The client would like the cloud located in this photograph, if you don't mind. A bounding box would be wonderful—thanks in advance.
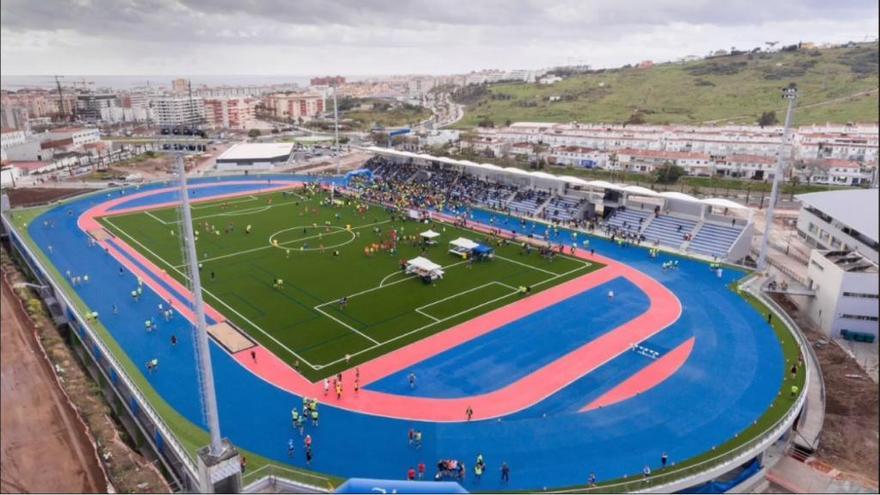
[1,0,877,75]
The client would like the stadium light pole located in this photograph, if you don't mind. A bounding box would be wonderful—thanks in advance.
[333,84,341,175]
[757,84,798,272]
[176,155,224,456]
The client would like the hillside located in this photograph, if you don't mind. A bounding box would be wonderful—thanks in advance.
[453,43,879,128]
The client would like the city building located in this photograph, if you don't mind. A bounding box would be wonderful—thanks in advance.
[151,96,206,128]
[204,98,257,130]
[1,128,27,150]
[0,105,29,130]
[310,76,346,86]
[803,250,878,340]
[795,189,879,264]
[214,143,294,171]
[172,78,191,94]
[263,93,325,121]
[76,93,118,122]
[45,127,101,147]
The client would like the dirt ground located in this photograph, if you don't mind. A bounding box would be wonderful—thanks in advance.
[773,294,880,484]
[1,271,107,493]
[1,251,171,493]
[4,188,95,208]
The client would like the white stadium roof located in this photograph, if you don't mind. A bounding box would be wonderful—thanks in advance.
[218,142,295,161]
[362,146,755,212]
[796,189,879,244]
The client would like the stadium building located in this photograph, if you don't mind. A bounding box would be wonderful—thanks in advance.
[215,142,294,171]
[0,149,822,494]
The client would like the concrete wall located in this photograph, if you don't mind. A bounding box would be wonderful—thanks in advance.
[805,251,879,338]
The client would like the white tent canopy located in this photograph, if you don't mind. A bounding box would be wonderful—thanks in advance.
[449,237,480,250]
[420,229,441,239]
[406,256,444,280]
[407,256,442,271]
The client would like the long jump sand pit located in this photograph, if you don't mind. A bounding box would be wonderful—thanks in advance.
[207,321,255,353]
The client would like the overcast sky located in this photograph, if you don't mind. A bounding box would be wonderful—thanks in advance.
[1,0,877,76]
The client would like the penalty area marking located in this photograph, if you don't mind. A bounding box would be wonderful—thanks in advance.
[101,216,322,370]
[312,256,593,368]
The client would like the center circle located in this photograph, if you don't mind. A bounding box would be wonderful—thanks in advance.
[268,225,356,252]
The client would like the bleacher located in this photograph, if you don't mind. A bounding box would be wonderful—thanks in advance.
[544,195,584,222]
[604,208,651,234]
[507,191,548,216]
[642,214,698,248]
[687,222,744,258]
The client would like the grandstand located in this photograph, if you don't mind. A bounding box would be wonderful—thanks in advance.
[361,147,755,263]
[641,214,699,249]
[687,222,746,259]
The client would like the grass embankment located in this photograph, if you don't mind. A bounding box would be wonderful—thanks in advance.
[453,43,879,128]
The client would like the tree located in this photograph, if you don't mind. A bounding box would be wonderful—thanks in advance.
[624,111,646,126]
[477,117,495,128]
[654,162,686,184]
[504,119,513,127]
[248,129,262,139]
[758,111,778,128]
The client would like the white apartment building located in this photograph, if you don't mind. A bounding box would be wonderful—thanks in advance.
[795,189,879,264]
[804,250,878,340]
[796,159,875,186]
[203,98,257,130]
[45,127,101,146]
[1,128,27,150]
[151,96,206,128]
[264,93,325,121]
[479,122,879,165]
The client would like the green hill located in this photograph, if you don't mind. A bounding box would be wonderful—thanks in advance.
[453,43,879,128]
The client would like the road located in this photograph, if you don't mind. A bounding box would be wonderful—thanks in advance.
[0,272,107,493]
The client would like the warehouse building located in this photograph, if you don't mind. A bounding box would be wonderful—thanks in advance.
[215,143,294,171]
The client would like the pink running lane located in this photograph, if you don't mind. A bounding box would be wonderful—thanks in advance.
[78,183,686,422]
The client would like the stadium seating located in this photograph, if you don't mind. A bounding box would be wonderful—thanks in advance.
[687,222,744,258]
[507,190,549,216]
[604,208,651,234]
[544,195,585,222]
[641,214,698,248]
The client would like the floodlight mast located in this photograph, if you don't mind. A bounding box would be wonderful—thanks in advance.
[757,84,798,271]
[177,155,224,455]
[333,83,341,175]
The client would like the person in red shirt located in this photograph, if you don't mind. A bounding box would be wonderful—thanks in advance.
[417,462,425,480]
[407,467,416,480]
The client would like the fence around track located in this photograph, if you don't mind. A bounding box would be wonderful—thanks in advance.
[242,464,334,493]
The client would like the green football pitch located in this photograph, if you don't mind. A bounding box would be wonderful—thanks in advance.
[99,187,602,381]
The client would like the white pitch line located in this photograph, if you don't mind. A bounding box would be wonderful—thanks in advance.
[313,258,594,368]
[173,219,391,268]
[103,217,320,370]
[494,254,564,276]
[145,210,169,226]
[312,304,381,344]
[191,194,258,210]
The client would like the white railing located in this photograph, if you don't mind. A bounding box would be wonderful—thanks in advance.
[242,463,334,493]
